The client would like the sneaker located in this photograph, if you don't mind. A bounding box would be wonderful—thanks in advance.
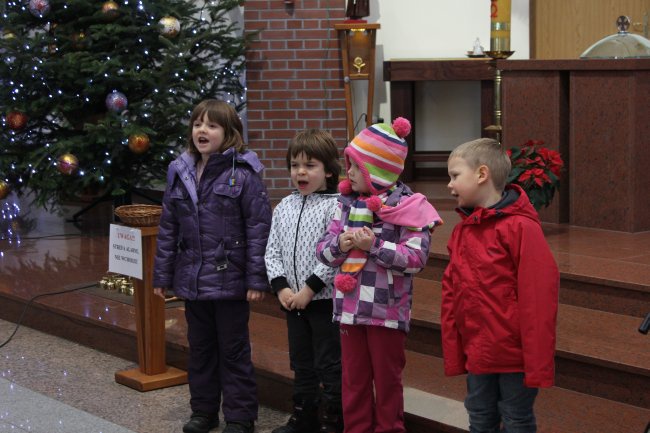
[183,412,219,433]
[223,421,255,433]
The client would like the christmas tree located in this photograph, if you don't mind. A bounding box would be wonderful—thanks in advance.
[0,0,251,210]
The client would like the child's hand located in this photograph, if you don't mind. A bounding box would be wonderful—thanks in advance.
[247,289,266,302]
[287,285,315,310]
[154,287,166,299]
[339,231,355,252]
[277,287,293,310]
[352,226,375,251]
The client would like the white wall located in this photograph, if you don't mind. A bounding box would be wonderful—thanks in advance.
[348,0,530,151]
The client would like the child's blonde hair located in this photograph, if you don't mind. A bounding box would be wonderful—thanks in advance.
[187,99,246,155]
[449,138,512,191]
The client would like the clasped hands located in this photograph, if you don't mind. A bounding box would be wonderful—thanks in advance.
[339,226,375,253]
[277,286,315,310]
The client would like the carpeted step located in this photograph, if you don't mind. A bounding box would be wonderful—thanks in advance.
[249,312,650,433]
[408,278,650,409]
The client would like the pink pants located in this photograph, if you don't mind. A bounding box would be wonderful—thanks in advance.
[340,324,407,433]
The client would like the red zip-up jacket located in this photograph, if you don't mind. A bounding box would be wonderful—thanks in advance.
[441,185,559,388]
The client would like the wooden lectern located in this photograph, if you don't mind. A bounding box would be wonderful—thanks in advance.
[114,225,187,391]
[334,22,380,142]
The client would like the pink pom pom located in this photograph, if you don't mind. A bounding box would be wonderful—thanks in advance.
[392,117,411,138]
[335,274,357,293]
[339,179,353,195]
[366,195,382,212]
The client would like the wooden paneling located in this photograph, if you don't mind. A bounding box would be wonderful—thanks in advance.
[531,0,650,59]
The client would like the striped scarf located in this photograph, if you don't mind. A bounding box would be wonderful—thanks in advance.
[335,193,386,292]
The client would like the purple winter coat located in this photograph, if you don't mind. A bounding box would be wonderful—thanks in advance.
[153,148,272,300]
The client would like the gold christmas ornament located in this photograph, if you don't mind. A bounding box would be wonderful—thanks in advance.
[71,31,88,50]
[3,30,16,40]
[101,1,120,21]
[159,16,180,38]
[6,111,28,130]
[128,133,151,154]
[57,153,79,175]
[0,180,11,200]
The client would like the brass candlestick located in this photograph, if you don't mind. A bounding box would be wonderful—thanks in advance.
[485,1,515,143]
[484,63,503,143]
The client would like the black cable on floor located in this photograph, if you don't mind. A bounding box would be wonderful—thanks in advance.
[0,283,97,349]
[2,233,85,241]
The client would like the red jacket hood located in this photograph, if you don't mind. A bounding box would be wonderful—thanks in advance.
[456,184,540,226]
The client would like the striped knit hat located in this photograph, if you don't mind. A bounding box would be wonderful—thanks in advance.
[343,117,411,195]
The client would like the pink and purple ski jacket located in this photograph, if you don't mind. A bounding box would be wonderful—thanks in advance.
[316,183,435,333]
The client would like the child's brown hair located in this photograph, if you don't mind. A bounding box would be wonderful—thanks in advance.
[187,99,246,155]
[287,129,341,191]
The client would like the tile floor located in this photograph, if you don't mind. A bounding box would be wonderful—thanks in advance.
[0,319,288,433]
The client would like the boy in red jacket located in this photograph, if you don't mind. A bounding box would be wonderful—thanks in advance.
[441,138,559,433]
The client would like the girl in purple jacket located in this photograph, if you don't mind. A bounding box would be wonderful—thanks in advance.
[316,119,441,433]
[153,99,271,433]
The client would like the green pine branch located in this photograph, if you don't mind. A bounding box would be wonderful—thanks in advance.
[1,0,255,209]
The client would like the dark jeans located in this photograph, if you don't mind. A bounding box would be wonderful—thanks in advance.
[465,373,538,433]
[184,300,258,422]
[286,302,341,407]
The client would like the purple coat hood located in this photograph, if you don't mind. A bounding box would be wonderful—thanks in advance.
[153,148,272,300]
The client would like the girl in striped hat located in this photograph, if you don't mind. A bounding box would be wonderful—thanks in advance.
[316,117,442,433]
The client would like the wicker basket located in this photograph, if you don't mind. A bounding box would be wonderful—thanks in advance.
[114,204,162,227]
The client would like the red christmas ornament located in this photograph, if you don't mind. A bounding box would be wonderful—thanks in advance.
[28,0,51,18]
[6,111,28,130]
[105,91,128,113]
[57,153,79,175]
[128,133,150,154]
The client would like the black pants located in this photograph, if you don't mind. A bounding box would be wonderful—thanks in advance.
[286,300,342,407]
[184,299,258,422]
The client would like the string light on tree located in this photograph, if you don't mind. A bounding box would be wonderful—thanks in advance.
[0,0,251,210]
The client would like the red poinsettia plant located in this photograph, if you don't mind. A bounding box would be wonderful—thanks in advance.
[506,140,564,210]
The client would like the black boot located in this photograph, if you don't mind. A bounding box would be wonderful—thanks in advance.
[183,412,219,433]
[223,421,254,433]
[319,403,343,433]
[272,400,319,433]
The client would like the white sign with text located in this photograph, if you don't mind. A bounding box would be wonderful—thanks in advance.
[108,224,143,280]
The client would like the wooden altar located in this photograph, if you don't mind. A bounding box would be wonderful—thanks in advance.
[384,58,650,232]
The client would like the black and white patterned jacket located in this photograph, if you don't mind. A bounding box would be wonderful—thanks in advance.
[265,190,339,302]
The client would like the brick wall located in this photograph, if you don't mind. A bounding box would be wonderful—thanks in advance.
[244,0,348,201]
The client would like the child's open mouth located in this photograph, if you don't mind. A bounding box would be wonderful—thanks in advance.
[198,137,209,144]
[297,181,308,188]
